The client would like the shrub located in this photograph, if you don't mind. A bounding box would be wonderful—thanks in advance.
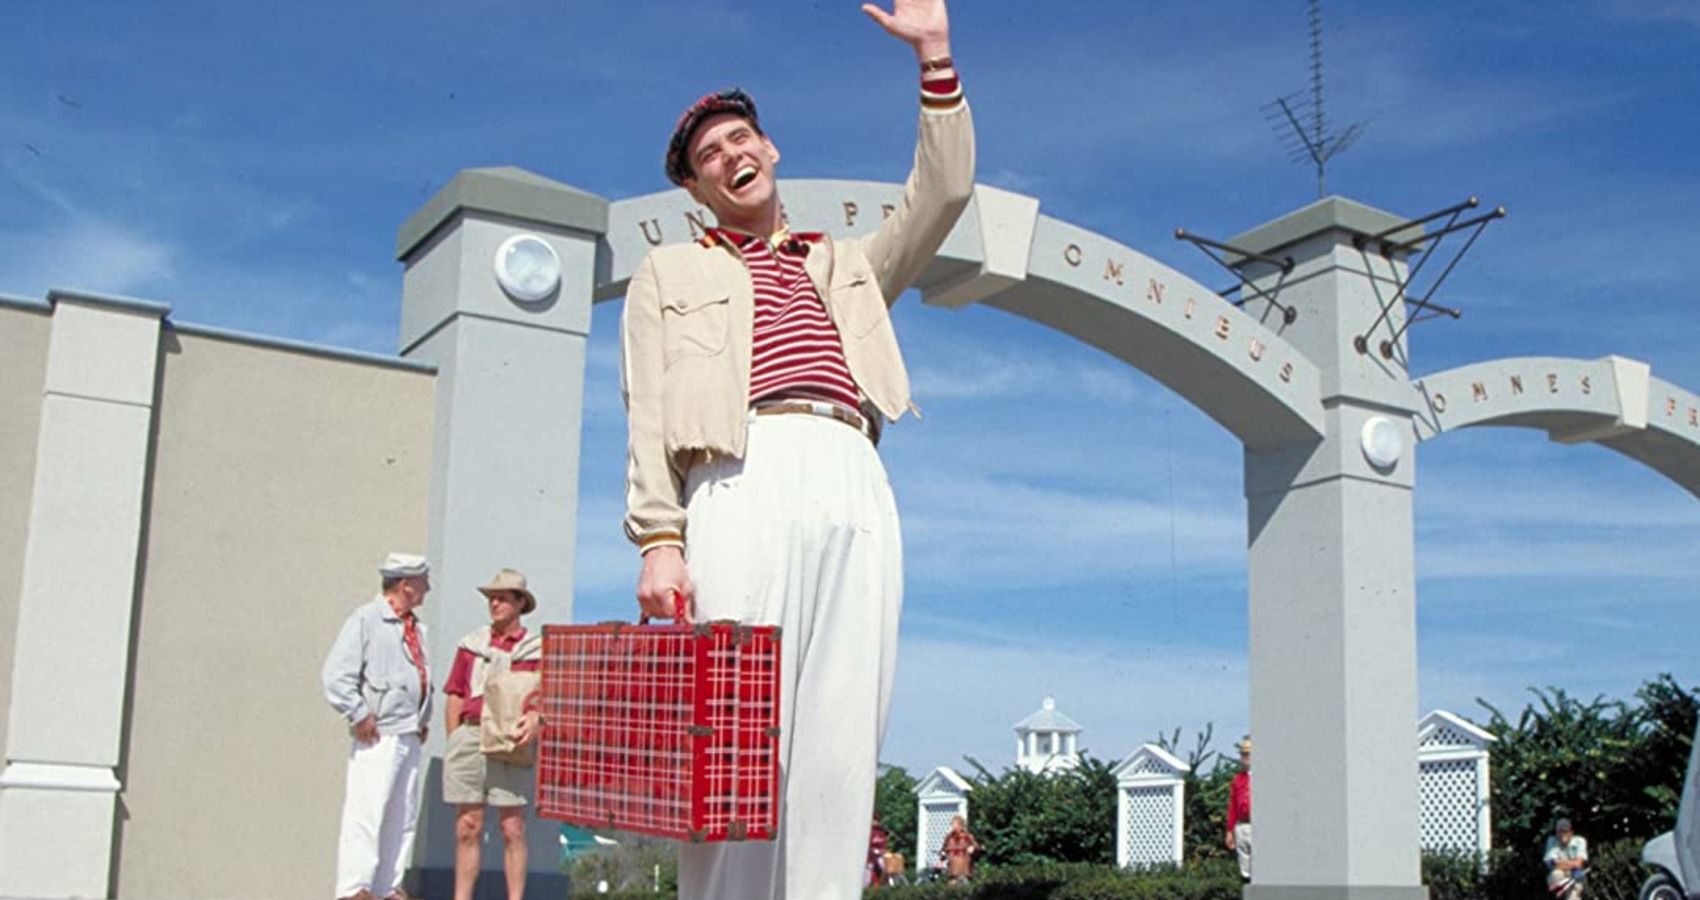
[877,764,921,859]
[1418,838,1657,900]
[863,860,1240,900]
[962,757,1119,866]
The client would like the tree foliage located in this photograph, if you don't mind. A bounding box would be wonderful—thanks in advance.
[1479,673,1697,866]
[963,754,1119,866]
[875,763,920,859]
[567,830,677,896]
[1154,723,1237,865]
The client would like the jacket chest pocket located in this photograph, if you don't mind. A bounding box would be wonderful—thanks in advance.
[661,293,732,364]
[829,273,884,338]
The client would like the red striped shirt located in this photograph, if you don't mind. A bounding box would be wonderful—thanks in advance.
[719,230,864,412]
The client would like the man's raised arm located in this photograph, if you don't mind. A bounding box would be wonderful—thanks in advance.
[860,0,976,304]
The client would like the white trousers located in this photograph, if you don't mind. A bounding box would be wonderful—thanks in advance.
[334,732,424,898]
[678,413,904,900]
[1234,822,1253,880]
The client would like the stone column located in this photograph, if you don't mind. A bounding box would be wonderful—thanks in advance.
[0,292,167,899]
[1234,198,1426,900]
[394,167,608,894]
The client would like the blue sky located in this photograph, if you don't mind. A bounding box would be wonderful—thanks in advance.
[5,0,1698,776]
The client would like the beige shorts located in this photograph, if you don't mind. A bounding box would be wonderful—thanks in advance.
[442,724,531,807]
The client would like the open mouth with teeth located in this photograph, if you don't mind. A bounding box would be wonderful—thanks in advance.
[731,165,758,190]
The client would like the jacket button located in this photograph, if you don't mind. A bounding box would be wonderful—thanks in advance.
[679,300,689,309]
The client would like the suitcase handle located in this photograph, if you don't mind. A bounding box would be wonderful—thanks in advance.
[638,588,690,626]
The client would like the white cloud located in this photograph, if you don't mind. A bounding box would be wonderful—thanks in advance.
[881,625,1248,774]
[1607,0,1700,29]
[899,471,1244,590]
[0,219,175,297]
[909,350,1144,404]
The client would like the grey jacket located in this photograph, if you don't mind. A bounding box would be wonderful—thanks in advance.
[620,101,976,548]
[322,596,432,736]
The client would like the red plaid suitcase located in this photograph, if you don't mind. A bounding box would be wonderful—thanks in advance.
[535,620,783,842]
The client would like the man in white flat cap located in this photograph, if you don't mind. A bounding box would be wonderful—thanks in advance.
[322,552,434,900]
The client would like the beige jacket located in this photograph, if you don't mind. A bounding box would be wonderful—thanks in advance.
[621,101,976,549]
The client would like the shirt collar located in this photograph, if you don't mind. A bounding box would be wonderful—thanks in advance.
[377,594,414,622]
[706,225,807,254]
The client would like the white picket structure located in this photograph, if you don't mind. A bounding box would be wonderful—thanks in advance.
[1417,710,1495,855]
[1112,744,1190,868]
[915,766,972,870]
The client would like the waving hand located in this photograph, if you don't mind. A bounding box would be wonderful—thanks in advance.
[861,0,951,60]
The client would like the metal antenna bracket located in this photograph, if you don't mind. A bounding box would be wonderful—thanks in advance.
[1175,229,1299,325]
[1349,197,1504,357]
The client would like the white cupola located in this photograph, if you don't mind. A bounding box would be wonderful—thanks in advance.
[1013,696,1083,774]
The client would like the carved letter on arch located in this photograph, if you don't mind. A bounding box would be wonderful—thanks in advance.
[685,210,709,240]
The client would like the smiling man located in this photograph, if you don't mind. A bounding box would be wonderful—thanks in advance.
[618,1,973,896]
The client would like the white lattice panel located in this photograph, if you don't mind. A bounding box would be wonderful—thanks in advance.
[1421,724,1470,749]
[1124,758,1165,777]
[1120,785,1178,867]
[1419,758,1481,851]
[920,799,963,867]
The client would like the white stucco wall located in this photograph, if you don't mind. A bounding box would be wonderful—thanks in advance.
[112,329,435,900]
[0,302,51,773]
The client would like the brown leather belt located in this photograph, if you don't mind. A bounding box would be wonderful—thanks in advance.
[753,400,879,445]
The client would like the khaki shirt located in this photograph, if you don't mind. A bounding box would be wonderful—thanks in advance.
[620,101,976,548]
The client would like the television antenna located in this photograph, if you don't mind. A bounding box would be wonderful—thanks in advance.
[1262,0,1367,197]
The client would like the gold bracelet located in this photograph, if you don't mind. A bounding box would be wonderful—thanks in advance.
[920,55,954,73]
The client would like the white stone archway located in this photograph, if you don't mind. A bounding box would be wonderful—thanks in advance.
[1414,354,1700,497]
[363,169,1700,900]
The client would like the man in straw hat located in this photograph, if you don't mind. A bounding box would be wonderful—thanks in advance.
[322,552,434,900]
[620,0,972,896]
[441,568,543,900]
[1227,736,1253,883]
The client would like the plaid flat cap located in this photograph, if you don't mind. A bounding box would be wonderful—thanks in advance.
[666,88,762,187]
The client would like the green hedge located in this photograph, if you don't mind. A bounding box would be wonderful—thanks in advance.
[1421,837,1656,900]
[579,840,1664,900]
[862,860,1241,900]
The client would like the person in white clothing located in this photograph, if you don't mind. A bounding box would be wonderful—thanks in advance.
[1544,818,1588,900]
[322,552,434,900]
[619,0,973,896]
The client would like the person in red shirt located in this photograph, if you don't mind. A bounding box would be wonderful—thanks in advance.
[1226,737,1253,883]
[441,569,543,900]
[866,815,889,888]
[940,816,979,884]
[625,1,973,897]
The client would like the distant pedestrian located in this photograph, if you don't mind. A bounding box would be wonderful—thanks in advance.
[322,553,433,900]
[1226,736,1253,883]
[882,849,907,886]
[1544,818,1588,899]
[866,814,890,888]
[940,815,979,884]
